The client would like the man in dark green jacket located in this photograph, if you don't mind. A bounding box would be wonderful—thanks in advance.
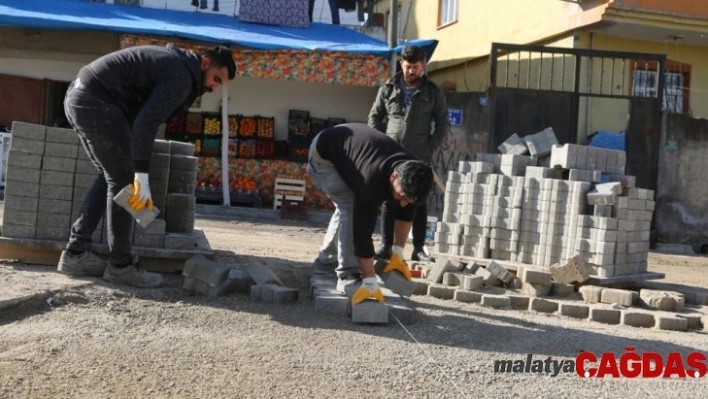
[368,45,450,262]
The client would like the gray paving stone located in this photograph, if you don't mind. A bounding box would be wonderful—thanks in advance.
[1,224,36,239]
[507,294,530,310]
[454,290,483,303]
[10,137,45,155]
[11,121,46,141]
[315,295,349,315]
[4,195,39,213]
[559,303,589,319]
[481,294,511,309]
[183,255,232,287]
[522,282,550,297]
[44,142,79,159]
[589,307,621,324]
[579,285,603,303]
[621,310,656,328]
[600,288,637,307]
[656,315,688,331]
[530,298,558,313]
[7,151,42,169]
[427,284,455,300]
[351,300,388,324]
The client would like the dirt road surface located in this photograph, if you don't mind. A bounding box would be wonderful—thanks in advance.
[1,216,707,398]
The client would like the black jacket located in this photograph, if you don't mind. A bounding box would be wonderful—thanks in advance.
[77,44,203,172]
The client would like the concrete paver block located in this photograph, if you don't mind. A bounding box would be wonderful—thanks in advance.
[522,282,550,297]
[382,270,416,297]
[656,315,688,332]
[45,127,78,144]
[226,269,253,294]
[412,278,429,295]
[44,143,79,159]
[454,290,483,303]
[0,223,36,239]
[7,167,40,184]
[5,195,39,213]
[498,133,529,155]
[351,300,388,324]
[521,268,552,285]
[35,227,69,242]
[462,275,484,291]
[315,295,349,315]
[676,313,703,330]
[10,137,45,155]
[183,276,237,298]
[579,285,603,303]
[183,255,232,287]
[639,289,685,312]
[600,288,637,307]
[427,284,455,300]
[559,303,589,319]
[530,298,558,313]
[428,258,463,283]
[442,272,463,286]
[245,258,284,286]
[550,283,576,298]
[481,294,511,309]
[11,121,46,141]
[621,310,656,328]
[7,151,42,169]
[589,307,621,324]
[486,261,513,285]
[507,294,530,310]
[475,267,502,287]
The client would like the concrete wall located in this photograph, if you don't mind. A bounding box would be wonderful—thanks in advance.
[374,0,607,70]
[655,113,708,251]
[428,91,490,218]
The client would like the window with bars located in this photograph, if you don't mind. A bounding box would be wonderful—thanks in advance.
[631,60,690,114]
[438,0,457,27]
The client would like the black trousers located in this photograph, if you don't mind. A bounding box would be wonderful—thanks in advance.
[64,80,135,266]
[380,199,427,249]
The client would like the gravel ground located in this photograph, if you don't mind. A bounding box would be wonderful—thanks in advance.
[1,217,707,398]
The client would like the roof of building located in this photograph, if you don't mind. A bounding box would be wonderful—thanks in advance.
[0,0,437,57]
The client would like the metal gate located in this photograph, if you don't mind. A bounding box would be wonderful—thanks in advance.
[489,43,665,190]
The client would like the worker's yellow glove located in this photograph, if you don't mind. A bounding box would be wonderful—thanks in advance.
[383,245,412,281]
[351,277,385,305]
[127,172,153,211]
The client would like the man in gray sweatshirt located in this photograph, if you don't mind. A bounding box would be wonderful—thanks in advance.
[57,44,235,288]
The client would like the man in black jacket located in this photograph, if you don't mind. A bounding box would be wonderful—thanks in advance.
[308,123,433,303]
[57,44,235,288]
[368,45,450,262]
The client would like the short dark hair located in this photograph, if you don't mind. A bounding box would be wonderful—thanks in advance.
[395,160,433,205]
[401,45,427,64]
[202,46,236,80]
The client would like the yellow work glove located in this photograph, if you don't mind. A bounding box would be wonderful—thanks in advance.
[383,245,412,281]
[351,277,385,305]
[128,172,153,211]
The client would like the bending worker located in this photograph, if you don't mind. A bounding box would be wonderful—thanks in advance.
[309,123,434,303]
[57,44,236,288]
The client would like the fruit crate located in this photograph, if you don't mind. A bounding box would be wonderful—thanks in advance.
[166,115,186,134]
[228,139,238,157]
[228,115,238,138]
[255,139,275,159]
[326,117,346,128]
[309,117,326,136]
[203,112,222,136]
[185,113,203,135]
[274,141,288,160]
[288,144,309,163]
[201,137,221,157]
[238,139,257,158]
[288,109,310,138]
[257,116,275,139]
[238,116,258,139]
[195,186,224,203]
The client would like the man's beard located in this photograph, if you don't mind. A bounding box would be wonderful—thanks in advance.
[404,74,421,85]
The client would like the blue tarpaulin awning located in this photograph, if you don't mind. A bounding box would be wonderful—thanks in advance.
[0,0,437,58]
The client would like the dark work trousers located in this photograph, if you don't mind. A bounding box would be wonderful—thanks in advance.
[63,79,135,266]
[380,199,427,249]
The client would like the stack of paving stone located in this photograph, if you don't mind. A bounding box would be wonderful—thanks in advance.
[1,122,200,251]
[433,129,656,278]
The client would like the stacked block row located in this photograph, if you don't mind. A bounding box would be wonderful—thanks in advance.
[433,138,654,278]
[1,122,199,251]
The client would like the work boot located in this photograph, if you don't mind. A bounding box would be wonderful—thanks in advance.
[374,245,392,260]
[411,246,431,262]
[312,258,337,276]
[336,274,362,296]
[57,250,107,277]
[103,257,164,288]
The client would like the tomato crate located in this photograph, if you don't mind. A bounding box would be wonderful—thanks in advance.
[288,144,309,163]
[257,116,275,139]
[185,113,204,135]
[288,109,310,138]
[238,116,258,139]
[255,139,275,159]
[166,115,186,134]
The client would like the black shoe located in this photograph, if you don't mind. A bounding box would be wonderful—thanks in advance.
[374,245,392,260]
[411,247,431,262]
